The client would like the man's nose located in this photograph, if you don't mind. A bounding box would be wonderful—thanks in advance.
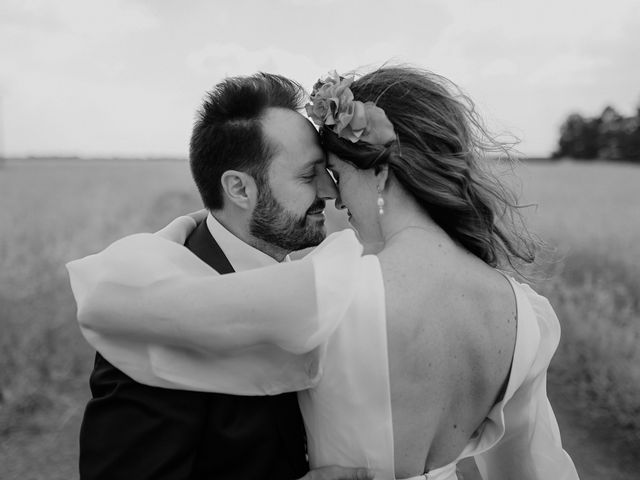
[316,168,338,200]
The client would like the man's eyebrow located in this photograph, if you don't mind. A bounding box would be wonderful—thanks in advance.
[297,157,325,175]
[303,157,326,170]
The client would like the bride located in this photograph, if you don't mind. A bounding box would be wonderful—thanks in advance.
[68,67,578,479]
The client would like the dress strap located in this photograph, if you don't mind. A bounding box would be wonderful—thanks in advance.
[400,462,457,479]
[424,462,458,479]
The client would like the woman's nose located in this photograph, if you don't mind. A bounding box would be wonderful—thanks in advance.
[317,168,338,200]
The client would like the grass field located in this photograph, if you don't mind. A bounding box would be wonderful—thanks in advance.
[514,162,640,437]
[0,158,638,479]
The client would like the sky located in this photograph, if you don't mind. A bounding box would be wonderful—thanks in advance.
[1,0,639,158]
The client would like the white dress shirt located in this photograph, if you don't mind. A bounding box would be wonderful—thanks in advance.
[205,213,282,272]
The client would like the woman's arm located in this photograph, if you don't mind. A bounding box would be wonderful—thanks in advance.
[473,284,579,480]
[474,371,578,480]
[66,215,363,393]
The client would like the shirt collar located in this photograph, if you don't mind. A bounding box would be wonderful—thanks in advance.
[206,213,282,272]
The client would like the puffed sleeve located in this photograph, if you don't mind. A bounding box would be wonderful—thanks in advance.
[472,281,579,480]
[66,216,364,395]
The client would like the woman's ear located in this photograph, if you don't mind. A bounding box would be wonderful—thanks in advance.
[220,170,258,210]
[375,163,389,192]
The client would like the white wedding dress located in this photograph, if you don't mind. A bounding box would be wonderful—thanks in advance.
[67,218,579,480]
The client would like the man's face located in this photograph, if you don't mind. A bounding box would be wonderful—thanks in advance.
[250,108,337,252]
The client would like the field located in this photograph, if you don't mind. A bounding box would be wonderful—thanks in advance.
[0,159,639,479]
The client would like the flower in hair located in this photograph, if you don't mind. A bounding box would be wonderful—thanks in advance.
[306,70,396,145]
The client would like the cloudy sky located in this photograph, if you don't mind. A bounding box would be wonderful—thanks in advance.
[1,0,639,157]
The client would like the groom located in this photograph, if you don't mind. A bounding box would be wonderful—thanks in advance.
[79,73,368,480]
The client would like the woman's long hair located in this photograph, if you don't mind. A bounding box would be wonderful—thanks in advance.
[321,66,538,272]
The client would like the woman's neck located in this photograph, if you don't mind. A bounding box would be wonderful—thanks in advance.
[378,187,446,247]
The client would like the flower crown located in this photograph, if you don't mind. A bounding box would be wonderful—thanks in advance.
[305,70,396,145]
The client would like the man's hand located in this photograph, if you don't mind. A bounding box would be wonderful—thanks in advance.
[298,465,375,480]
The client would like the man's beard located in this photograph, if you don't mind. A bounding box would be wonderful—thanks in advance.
[250,185,326,252]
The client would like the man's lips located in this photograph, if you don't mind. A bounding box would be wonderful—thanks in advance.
[307,202,326,215]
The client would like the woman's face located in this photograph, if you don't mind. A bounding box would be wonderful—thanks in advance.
[326,153,383,244]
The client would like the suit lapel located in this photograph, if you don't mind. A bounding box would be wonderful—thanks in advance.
[184,220,235,275]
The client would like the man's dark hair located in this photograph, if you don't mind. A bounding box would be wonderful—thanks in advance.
[189,72,307,210]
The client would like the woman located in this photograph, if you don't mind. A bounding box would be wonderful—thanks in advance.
[68,67,578,479]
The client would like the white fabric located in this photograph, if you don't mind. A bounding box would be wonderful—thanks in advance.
[468,277,579,480]
[298,254,395,480]
[68,226,362,395]
[67,215,579,480]
[425,465,456,480]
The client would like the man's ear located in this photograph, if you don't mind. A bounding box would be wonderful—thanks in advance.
[220,170,258,210]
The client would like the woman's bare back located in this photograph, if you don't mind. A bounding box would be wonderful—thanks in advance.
[378,231,518,477]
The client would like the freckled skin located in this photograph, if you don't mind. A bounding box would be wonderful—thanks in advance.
[381,242,517,475]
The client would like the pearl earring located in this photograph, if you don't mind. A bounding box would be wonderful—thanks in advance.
[377,188,385,216]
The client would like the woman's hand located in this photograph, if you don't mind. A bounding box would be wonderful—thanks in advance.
[185,208,208,224]
[154,209,206,244]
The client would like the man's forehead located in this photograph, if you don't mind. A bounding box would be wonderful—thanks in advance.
[271,145,325,174]
[261,107,313,140]
[262,109,324,169]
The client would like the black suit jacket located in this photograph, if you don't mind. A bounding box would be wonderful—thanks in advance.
[79,220,308,479]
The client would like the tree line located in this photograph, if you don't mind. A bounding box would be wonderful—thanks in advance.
[553,102,640,163]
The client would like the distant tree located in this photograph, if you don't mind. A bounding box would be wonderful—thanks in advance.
[597,106,624,160]
[620,118,640,162]
[553,99,640,163]
[553,113,600,159]
[621,101,640,162]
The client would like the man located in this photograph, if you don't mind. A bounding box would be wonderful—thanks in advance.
[78,73,369,480]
